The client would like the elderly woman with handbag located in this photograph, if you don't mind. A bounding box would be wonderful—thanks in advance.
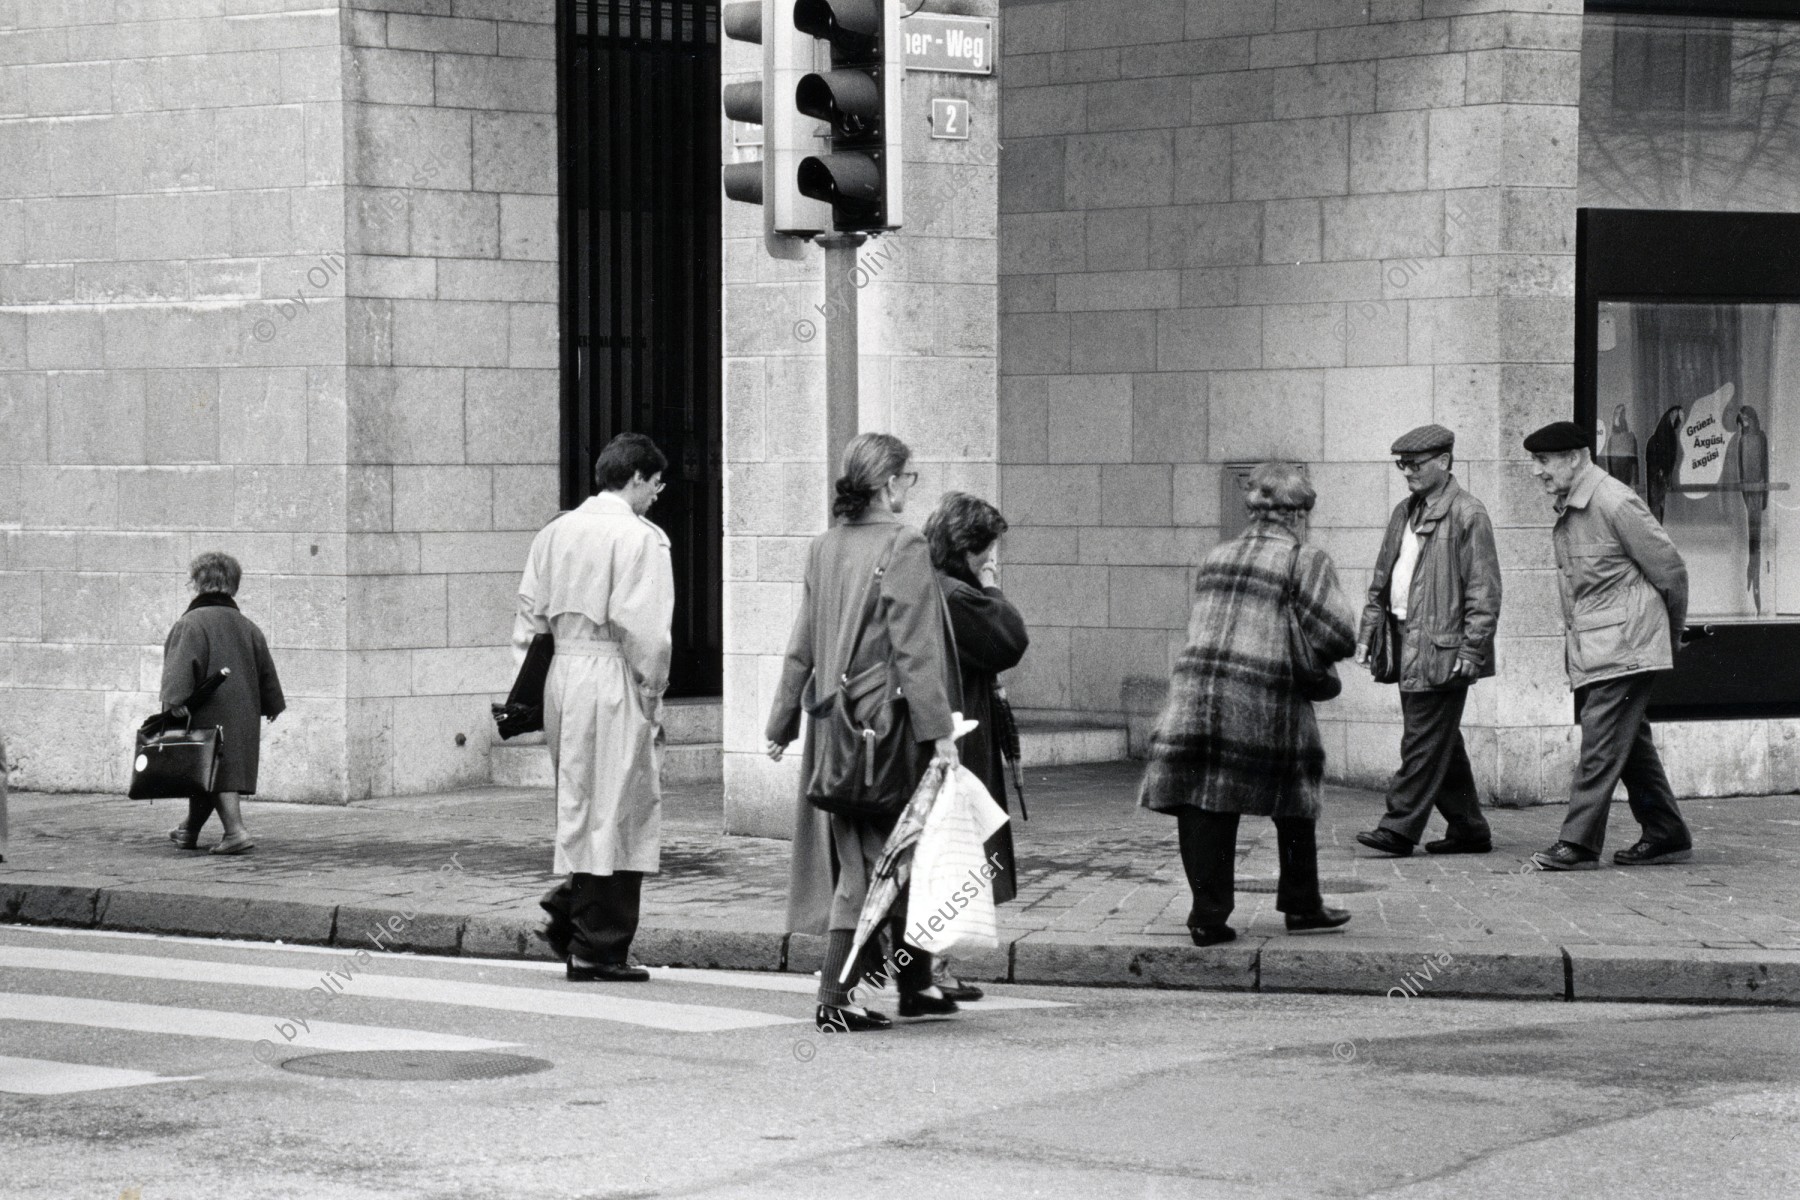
[766,433,963,1034]
[162,552,286,855]
[922,491,1029,1002]
[1138,462,1358,946]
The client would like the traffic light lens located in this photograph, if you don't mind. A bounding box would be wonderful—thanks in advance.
[798,153,882,206]
[793,0,880,54]
[795,70,879,133]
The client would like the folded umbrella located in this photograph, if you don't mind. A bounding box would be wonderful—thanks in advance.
[838,758,948,984]
[993,685,1027,821]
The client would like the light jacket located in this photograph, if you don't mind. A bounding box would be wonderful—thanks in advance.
[1360,477,1502,692]
[1552,460,1688,690]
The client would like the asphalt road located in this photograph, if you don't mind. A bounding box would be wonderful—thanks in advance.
[2,925,1796,1200]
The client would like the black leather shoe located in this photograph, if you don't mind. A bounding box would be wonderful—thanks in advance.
[566,960,650,982]
[1190,925,1237,946]
[816,1004,892,1033]
[896,990,960,1019]
[1531,841,1600,871]
[1355,828,1413,857]
[1285,907,1352,933]
[1613,838,1693,866]
[936,978,985,1003]
[1425,836,1493,855]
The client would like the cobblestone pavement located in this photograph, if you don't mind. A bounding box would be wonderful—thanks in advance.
[4,763,1798,953]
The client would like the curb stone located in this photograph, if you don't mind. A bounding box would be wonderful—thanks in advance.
[1258,938,1567,1000]
[98,883,336,944]
[1011,931,1261,991]
[1567,944,1800,1005]
[0,880,1795,1007]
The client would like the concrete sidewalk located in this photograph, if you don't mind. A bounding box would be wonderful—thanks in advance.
[3,764,1798,1005]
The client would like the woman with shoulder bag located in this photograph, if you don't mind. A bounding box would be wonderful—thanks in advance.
[766,434,962,1034]
[1138,462,1357,946]
[161,552,286,855]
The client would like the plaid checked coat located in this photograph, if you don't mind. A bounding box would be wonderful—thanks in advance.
[1139,525,1357,820]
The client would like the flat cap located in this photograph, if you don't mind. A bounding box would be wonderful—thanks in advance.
[1522,421,1590,453]
[1390,424,1455,456]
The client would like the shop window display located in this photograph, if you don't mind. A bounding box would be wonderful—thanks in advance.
[1594,301,1795,620]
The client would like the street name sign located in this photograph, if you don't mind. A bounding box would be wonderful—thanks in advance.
[901,14,993,76]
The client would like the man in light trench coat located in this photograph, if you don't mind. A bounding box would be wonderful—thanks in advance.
[515,433,675,981]
[1523,421,1694,871]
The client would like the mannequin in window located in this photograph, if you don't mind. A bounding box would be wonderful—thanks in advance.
[1645,405,1685,524]
[1600,404,1639,489]
[1734,405,1769,613]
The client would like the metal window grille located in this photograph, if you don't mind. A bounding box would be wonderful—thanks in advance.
[558,0,724,696]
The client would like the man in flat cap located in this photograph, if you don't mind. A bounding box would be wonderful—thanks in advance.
[1355,424,1502,857]
[1524,420,1693,870]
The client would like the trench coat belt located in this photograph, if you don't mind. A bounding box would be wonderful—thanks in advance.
[555,638,622,658]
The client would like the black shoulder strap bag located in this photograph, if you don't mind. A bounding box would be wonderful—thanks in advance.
[802,529,937,822]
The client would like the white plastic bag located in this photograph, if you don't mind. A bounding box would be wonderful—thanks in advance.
[904,764,1011,956]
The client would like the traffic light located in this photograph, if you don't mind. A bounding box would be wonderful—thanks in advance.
[794,0,903,233]
[721,1,831,245]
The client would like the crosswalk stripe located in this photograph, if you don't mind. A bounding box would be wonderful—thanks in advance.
[0,945,802,1034]
[0,993,514,1054]
[0,931,1071,1015]
[0,1055,201,1096]
[646,966,1074,1012]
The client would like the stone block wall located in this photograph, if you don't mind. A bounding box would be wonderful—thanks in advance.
[0,0,351,797]
[997,0,1589,802]
[0,0,558,800]
[720,1,1002,835]
[340,0,559,798]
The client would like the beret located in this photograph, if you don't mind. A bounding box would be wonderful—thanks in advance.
[1522,421,1590,453]
[1390,424,1455,456]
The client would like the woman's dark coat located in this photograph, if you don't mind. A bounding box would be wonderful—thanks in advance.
[936,561,1029,904]
[766,514,960,936]
[159,594,286,794]
[1138,525,1356,820]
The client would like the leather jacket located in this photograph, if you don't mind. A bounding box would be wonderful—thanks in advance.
[1551,461,1688,689]
[1360,477,1502,692]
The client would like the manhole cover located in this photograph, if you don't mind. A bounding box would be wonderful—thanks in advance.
[278,1051,551,1081]
[1237,878,1383,894]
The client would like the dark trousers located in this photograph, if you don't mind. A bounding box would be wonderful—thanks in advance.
[1562,673,1690,853]
[817,903,933,1008]
[541,872,643,964]
[1378,687,1491,844]
[1176,810,1322,929]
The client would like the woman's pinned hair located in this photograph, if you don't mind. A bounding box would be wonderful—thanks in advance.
[832,432,911,520]
[1243,461,1316,514]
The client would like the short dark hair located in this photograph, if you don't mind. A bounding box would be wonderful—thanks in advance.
[594,433,668,492]
[923,492,1008,572]
[189,551,242,596]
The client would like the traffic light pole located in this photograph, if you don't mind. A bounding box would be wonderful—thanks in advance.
[818,231,866,512]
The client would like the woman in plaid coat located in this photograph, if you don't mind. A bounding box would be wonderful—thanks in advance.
[1139,461,1358,946]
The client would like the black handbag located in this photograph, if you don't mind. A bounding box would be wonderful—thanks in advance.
[492,632,554,739]
[129,669,230,800]
[803,530,931,822]
[1367,606,1401,685]
[1285,544,1342,703]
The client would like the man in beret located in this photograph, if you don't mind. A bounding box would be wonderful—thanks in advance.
[1524,421,1693,870]
[1354,424,1502,857]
